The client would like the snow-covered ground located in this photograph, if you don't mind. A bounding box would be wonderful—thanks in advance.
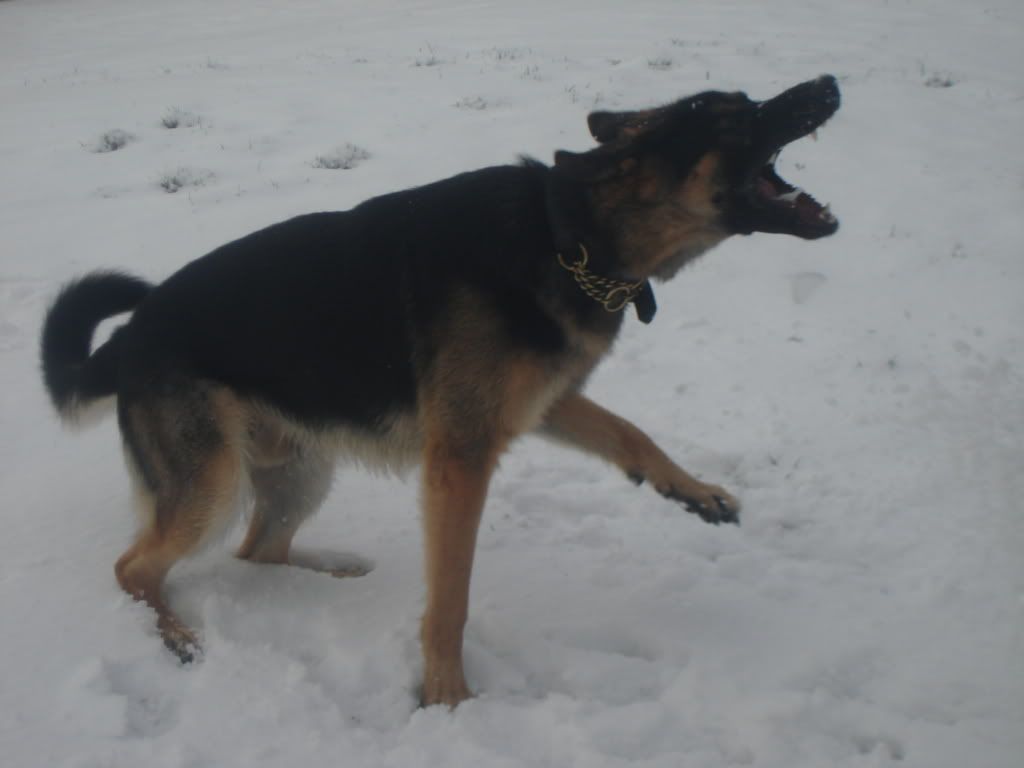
[1,1,1022,765]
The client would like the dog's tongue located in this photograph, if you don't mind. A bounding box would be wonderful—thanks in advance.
[756,176,834,226]
[756,175,801,203]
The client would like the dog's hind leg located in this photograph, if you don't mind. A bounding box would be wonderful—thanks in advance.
[235,451,364,576]
[114,529,203,661]
[115,384,244,661]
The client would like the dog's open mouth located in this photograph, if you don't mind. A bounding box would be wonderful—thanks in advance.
[750,154,836,237]
[733,75,841,239]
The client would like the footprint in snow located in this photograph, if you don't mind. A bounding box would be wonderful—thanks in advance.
[61,657,181,738]
[853,733,906,761]
[789,271,827,305]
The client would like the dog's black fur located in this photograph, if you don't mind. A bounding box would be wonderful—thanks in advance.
[47,162,629,430]
[40,76,840,708]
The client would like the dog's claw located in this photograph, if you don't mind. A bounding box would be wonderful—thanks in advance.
[626,471,645,486]
[712,494,740,525]
[685,501,724,525]
[163,635,200,664]
[668,488,740,525]
[158,615,202,664]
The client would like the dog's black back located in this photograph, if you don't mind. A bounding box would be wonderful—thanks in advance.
[121,163,581,430]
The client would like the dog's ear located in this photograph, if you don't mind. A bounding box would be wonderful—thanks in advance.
[587,111,633,142]
[587,109,655,143]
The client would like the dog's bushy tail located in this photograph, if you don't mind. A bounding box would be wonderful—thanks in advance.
[40,271,151,423]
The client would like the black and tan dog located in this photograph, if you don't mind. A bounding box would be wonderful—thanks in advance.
[41,76,840,707]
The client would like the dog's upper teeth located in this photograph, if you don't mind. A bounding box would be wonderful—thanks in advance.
[810,130,819,141]
[776,189,802,202]
[769,150,780,164]
[819,204,834,221]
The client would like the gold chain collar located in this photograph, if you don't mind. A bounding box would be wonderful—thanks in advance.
[556,243,644,313]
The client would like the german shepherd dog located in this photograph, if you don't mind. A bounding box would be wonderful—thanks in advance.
[41,76,840,707]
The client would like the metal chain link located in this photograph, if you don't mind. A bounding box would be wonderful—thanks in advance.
[557,244,643,313]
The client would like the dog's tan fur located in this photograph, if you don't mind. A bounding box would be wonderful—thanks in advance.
[108,167,736,703]
[106,304,737,704]
[44,77,843,709]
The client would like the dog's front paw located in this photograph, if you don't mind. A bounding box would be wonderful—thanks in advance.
[658,482,741,525]
[420,666,474,709]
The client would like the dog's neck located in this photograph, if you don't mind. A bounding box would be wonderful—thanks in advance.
[543,169,656,324]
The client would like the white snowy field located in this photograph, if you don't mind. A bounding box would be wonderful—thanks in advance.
[1,0,1022,765]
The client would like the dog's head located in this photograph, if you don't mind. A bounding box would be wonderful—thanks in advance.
[554,75,840,281]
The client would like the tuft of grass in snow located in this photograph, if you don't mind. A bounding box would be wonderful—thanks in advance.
[520,64,543,81]
[647,57,673,71]
[924,73,956,88]
[918,60,956,88]
[412,43,446,68]
[161,108,201,129]
[158,167,214,193]
[454,96,491,111]
[311,144,370,170]
[413,55,445,67]
[485,46,530,62]
[88,129,135,153]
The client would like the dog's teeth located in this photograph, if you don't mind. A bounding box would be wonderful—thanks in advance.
[819,204,834,221]
[769,150,780,164]
[811,130,819,141]
[776,189,802,202]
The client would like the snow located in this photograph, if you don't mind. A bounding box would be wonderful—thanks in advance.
[1,0,1022,766]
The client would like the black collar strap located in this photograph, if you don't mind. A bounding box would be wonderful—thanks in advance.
[556,244,657,324]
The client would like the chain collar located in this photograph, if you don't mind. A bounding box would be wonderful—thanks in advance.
[556,243,645,313]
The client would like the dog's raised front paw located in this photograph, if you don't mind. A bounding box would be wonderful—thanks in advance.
[659,483,741,525]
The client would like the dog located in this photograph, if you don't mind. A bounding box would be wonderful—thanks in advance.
[41,75,840,708]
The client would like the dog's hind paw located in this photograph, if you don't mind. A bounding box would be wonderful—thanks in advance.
[287,548,375,578]
[157,615,202,664]
[166,639,200,664]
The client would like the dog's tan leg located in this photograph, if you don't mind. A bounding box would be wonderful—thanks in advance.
[116,385,244,660]
[115,531,200,660]
[419,437,496,708]
[115,445,241,661]
[543,392,739,524]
